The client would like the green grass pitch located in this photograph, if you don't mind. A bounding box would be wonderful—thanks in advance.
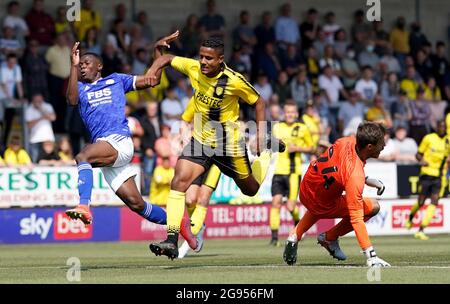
[1,234,449,284]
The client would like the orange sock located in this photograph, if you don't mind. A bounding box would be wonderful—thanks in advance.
[326,216,371,241]
[294,211,318,240]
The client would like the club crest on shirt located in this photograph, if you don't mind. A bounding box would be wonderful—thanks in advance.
[215,86,224,97]
[106,79,115,85]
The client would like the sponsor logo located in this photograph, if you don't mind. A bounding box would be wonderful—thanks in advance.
[105,79,115,85]
[392,205,444,228]
[20,213,52,240]
[53,212,92,240]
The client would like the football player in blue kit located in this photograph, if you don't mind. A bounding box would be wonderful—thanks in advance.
[64,33,200,252]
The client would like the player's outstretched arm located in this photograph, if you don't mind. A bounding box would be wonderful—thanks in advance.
[153,30,179,60]
[135,54,175,89]
[67,42,80,105]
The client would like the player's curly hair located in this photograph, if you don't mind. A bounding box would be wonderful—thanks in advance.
[356,121,386,150]
[201,37,224,55]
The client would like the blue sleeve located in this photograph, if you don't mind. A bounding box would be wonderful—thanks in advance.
[116,73,136,93]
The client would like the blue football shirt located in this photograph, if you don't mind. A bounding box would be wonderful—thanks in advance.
[77,73,136,142]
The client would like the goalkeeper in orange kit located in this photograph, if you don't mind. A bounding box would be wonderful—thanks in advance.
[283,122,391,267]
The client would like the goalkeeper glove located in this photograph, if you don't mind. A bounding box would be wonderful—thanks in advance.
[365,177,385,195]
[363,246,391,267]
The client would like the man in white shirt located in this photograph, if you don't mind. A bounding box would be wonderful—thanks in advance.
[25,93,56,162]
[161,86,184,134]
[318,65,348,106]
[355,65,378,104]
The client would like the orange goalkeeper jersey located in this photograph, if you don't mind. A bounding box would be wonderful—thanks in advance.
[300,136,372,249]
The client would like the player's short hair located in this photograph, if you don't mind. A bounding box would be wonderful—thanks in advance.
[356,122,386,150]
[284,99,297,108]
[201,37,224,55]
[81,52,103,65]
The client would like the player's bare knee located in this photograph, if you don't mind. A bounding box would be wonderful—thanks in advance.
[171,175,192,192]
[241,186,258,196]
[75,152,89,164]
[370,200,380,217]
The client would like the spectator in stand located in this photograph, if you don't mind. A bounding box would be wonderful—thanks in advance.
[380,44,401,75]
[409,87,431,144]
[358,40,380,70]
[199,0,226,40]
[318,64,347,107]
[302,100,321,148]
[256,42,281,83]
[355,65,378,104]
[401,65,422,100]
[380,72,400,111]
[66,105,90,156]
[365,95,393,129]
[135,11,154,45]
[254,11,276,54]
[280,43,302,78]
[253,72,273,102]
[81,27,101,55]
[25,0,55,47]
[37,140,61,166]
[299,8,319,52]
[268,102,282,122]
[139,101,160,195]
[149,156,175,206]
[431,41,450,98]
[3,136,32,167]
[132,48,149,75]
[409,22,429,57]
[0,26,23,61]
[54,6,71,34]
[415,48,433,81]
[57,136,75,165]
[125,103,144,138]
[233,10,257,50]
[73,0,102,41]
[379,126,418,163]
[333,29,349,59]
[322,11,340,45]
[337,90,366,137]
[180,14,201,58]
[101,42,123,77]
[45,32,70,133]
[340,45,360,89]
[350,9,371,55]
[372,19,390,56]
[22,39,49,99]
[107,19,131,55]
[273,71,291,106]
[390,16,410,70]
[391,89,411,132]
[319,44,341,75]
[2,1,29,46]
[275,3,300,51]
[25,93,56,163]
[129,24,149,57]
[229,45,249,75]
[0,53,25,145]
[155,124,177,168]
[290,70,312,111]
[312,27,327,59]
[424,77,443,102]
[161,86,184,132]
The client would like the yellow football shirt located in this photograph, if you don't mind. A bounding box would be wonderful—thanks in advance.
[150,166,175,206]
[273,122,313,175]
[302,114,320,148]
[418,133,450,177]
[171,56,259,155]
[4,148,32,166]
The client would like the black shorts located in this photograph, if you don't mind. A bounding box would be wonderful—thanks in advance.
[271,174,301,201]
[418,175,443,196]
[180,138,252,180]
[191,164,221,190]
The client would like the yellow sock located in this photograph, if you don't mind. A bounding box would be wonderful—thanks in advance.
[187,205,196,217]
[420,204,437,228]
[409,201,420,220]
[251,150,271,185]
[166,190,186,234]
[291,206,300,223]
[191,205,208,235]
[270,207,280,231]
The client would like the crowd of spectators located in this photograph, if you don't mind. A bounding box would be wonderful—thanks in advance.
[1,0,450,196]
